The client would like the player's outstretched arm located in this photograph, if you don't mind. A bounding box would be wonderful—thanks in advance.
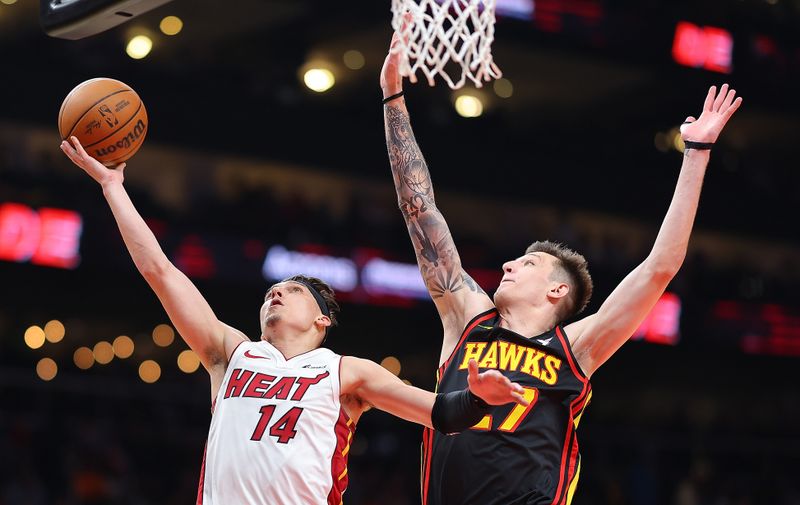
[60,137,244,391]
[341,356,527,431]
[381,33,493,360]
[566,85,743,377]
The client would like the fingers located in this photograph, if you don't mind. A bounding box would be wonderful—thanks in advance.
[467,359,479,383]
[722,96,743,121]
[703,85,717,112]
[70,136,91,159]
[511,391,530,406]
[117,162,127,173]
[60,140,74,161]
[402,11,413,30]
[720,87,737,110]
[62,137,85,164]
[395,12,413,46]
[712,83,729,111]
[60,140,83,165]
[68,135,81,153]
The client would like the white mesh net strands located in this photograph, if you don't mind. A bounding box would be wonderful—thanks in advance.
[390,0,502,89]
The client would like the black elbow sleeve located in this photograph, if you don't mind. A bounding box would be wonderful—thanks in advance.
[431,389,491,434]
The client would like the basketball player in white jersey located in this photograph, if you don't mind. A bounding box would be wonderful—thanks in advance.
[60,136,529,505]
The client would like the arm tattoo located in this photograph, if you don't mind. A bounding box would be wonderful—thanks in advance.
[384,104,485,298]
[461,272,488,297]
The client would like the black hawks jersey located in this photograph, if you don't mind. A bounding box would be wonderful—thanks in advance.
[422,309,592,505]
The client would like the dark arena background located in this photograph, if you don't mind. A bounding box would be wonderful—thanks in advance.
[2,0,799,503]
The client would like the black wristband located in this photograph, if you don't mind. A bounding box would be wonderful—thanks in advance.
[382,91,405,104]
[683,140,714,150]
[431,388,491,435]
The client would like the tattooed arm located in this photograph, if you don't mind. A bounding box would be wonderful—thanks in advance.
[381,35,493,363]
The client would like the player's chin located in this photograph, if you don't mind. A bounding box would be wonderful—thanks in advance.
[264,314,281,327]
[492,288,512,308]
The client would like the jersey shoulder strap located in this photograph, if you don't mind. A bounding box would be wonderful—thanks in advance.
[439,308,499,378]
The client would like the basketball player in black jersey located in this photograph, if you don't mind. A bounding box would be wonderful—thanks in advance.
[380,31,742,505]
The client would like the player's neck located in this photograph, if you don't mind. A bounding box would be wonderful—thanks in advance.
[496,303,557,338]
[262,326,321,360]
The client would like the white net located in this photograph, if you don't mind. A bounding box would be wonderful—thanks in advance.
[390,0,502,89]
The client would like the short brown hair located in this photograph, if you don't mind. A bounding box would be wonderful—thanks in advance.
[525,241,593,322]
[283,274,341,328]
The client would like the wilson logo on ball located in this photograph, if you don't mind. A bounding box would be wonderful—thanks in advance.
[94,119,147,158]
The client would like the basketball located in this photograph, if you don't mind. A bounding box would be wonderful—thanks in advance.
[58,77,148,167]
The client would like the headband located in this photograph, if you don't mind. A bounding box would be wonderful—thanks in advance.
[284,278,330,318]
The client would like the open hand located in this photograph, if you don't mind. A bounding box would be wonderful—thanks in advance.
[466,359,529,406]
[380,13,413,97]
[60,136,126,187]
[380,32,404,97]
[680,84,743,144]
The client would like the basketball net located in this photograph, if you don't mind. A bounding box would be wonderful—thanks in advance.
[391,0,502,89]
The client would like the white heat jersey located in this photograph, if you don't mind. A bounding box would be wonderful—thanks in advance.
[198,340,355,505]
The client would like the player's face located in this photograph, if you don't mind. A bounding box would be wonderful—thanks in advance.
[260,281,322,336]
[494,252,561,308]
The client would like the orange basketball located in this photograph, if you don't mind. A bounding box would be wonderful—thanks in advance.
[58,78,148,167]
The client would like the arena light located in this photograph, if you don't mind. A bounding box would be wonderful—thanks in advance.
[672,21,733,74]
[262,245,358,292]
[174,235,216,279]
[44,320,65,343]
[139,360,161,383]
[361,258,428,299]
[454,94,484,118]
[73,346,94,370]
[496,0,534,20]
[672,129,685,152]
[0,0,18,4]
[113,335,135,359]
[380,356,402,376]
[493,78,513,98]
[24,326,46,349]
[177,350,201,373]
[343,50,365,70]
[36,358,57,381]
[653,132,670,153]
[126,35,153,59]
[631,293,681,345]
[159,15,183,35]
[93,341,114,365]
[303,68,335,93]
[0,203,83,269]
[152,324,175,347]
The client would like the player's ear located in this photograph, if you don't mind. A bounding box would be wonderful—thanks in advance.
[547,282,569,301]
[315,315,332,329]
